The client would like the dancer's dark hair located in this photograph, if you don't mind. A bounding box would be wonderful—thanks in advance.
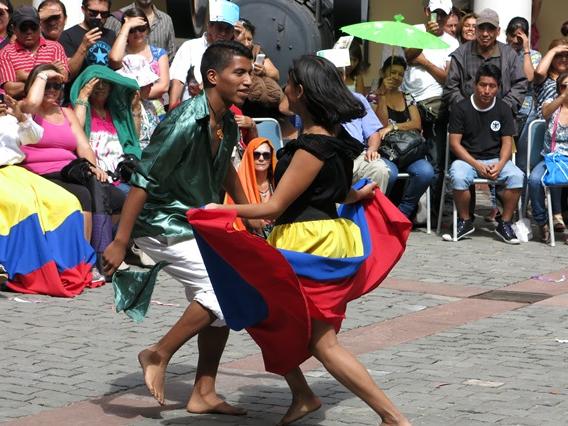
[201,40,253,89]
[288,55,365,131]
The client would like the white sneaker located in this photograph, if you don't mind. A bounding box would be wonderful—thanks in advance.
[91,268,106,284]
[130,244,156,267]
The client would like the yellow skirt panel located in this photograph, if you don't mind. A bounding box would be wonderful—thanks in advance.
[268,218,363,258]
[0,166,82,235]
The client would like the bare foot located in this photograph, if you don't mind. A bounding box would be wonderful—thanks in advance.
[138,347,168,405]
[187,393,247,416]
[381,415,412,426]
[278,395,321,425]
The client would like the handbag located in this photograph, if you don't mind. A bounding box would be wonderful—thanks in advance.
[542,107,568,186]
[61,157,94,185]
[379,129,428,170]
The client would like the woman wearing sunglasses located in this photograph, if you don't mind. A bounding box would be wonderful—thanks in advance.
[109,7,169,148]
[225,137,277,237]
[19,64,126,280]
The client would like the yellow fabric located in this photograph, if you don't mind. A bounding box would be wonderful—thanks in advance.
[0,166,82,236]
[268,218,363,258]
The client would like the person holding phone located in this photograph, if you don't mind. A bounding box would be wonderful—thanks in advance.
[234,18,279,81]
[59,0,116,80]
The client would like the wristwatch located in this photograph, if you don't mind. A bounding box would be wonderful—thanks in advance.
[389,119,399,132]
[37,72,48,81]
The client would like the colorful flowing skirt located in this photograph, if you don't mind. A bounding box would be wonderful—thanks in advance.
[187,185,412,375]
[0,166,96,297]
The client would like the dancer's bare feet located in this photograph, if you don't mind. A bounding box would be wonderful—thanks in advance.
[186,392,246,415]
[381,414,412,426]
[278,395,321,425]
[138,347,169,405]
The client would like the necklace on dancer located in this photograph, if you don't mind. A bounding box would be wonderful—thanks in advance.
[207,99,224,140]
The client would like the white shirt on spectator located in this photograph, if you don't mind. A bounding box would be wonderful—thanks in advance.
[0,115,44,167]
[169,34,208,102]
[401,25,459,102]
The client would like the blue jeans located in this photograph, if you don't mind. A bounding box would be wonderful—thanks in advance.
[383,158,435,218]
[527,160,563,225]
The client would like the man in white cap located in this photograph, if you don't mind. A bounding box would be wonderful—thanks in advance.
[443,7,527,116]
[403,0,459,205]
[168,0,239,109]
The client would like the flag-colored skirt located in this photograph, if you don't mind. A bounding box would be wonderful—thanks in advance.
[187,187,411,375]
[0,166,96,297]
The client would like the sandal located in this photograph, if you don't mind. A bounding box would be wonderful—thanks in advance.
[553,214,566,232]
[539,223,551,244]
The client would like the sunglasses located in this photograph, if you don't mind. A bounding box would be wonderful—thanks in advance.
[129,26,148,34]
[253,152,271,161]
[45,81,63,91]
[19,22,39,32]
[85,7,110,19]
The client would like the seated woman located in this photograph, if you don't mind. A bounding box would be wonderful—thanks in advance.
[0,85,96,297]
[71,64,142,192]
[375,56,435,220]
[19,64,126,277]
[109,7,169,149]
[528,72,568,243]
[225,137,277,237]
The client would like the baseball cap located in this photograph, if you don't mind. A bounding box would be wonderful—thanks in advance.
[427,0,452,15]
[476,8,500,28]
[13,6,40,28]
[209,0,239,26]
[317,49,351,68]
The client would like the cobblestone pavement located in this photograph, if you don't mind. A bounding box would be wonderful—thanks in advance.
[1,214,568,425]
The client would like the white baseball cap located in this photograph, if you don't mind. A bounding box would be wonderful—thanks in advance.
[209,0,240,26]
[316,49,351,68]
[427,0,452,14]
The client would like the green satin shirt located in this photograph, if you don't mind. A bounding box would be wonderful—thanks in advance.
[130,92,238,240]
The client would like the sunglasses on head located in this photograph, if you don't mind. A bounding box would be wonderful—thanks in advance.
[129,26,148,34]
[85,7,110,19]
[253,151,271,161]
[45,81,63,91]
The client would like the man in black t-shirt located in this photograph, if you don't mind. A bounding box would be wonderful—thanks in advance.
[448,63,524,243]
[59,0,116,81]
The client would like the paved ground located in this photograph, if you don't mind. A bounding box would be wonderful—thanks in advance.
[1,211,568,426]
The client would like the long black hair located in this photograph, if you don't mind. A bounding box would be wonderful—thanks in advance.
[288,55,365,131]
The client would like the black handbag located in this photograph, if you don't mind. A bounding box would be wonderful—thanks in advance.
[379,130,428,170]
[61,157,94,185]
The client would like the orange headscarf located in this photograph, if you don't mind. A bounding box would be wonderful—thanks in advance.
[225,137,277,230]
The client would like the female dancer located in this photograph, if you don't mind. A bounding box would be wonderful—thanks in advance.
[205,55,410,425]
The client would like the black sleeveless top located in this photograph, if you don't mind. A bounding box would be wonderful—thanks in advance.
[274,130,363,226]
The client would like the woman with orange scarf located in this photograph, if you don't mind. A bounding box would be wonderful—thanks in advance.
[225,137,277,236]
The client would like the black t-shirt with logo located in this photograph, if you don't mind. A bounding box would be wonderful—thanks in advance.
[448,96,515,160]
[59,24,116,73]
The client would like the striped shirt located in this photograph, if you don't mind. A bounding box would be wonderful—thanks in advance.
[0,38,69,86]
[105,4,176,61]
[534,77,557,119]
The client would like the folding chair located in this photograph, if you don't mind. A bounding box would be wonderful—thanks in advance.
[253,118,284,151]
[526,119,566,247]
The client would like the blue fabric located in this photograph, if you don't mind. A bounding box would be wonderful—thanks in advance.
[528,160,564,224]
[193,230,268,330]
[0,211,95,276]
[277,179,372,282]
[342,92,382,146]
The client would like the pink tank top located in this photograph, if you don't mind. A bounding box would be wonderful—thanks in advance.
[21,109,78,175]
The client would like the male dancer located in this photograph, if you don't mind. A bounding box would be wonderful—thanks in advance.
[103,41,254,413]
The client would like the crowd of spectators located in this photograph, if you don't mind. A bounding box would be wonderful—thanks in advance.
[0,0,567,293]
